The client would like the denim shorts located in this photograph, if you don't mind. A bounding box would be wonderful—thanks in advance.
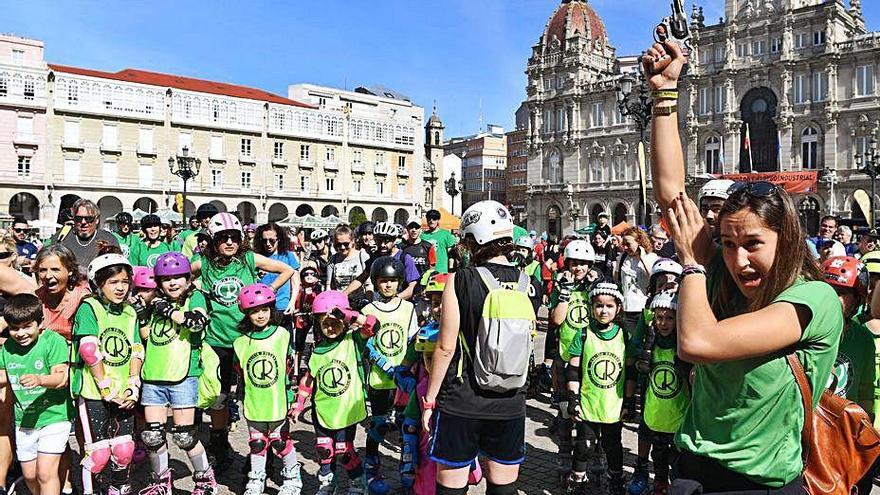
[141,376,199,408]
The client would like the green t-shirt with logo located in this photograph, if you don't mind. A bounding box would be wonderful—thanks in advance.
[130,241,179,268]
[421,229,457,274]
[114,232,145,261]
[201,251,258,348]
[831,320,875,409]
[0,329,74,428]
[675,279,843,488]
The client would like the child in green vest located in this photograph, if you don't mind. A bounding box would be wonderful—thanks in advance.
[233,283,303,495]
[289,290,379,495]
[138,252,215,495]
[548,239,598,484]
[359,256,419,495]
[564,282,630,495]
[129,214,179,268]
[627,291,690,495]
[71,252,145,495]
[0,294,73,495]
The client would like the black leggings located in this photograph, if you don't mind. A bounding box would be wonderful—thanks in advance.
[586,421,622,475]
[672,451,805,494]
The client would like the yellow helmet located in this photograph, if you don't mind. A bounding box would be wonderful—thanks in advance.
[861,250,880,275]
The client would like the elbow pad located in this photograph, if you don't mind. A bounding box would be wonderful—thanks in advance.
[359,315,379,338]
[182,311,209,331]
[565,363,581,383]
[79,336,103,366]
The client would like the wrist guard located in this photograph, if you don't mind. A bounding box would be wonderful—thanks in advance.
[182,311,209,331]
[359,314,379,338]
[393,366,417,394]
[151,298,175,319]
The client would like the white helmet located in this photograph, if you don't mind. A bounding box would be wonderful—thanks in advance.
[564,239,595,262]
[310,229,329,242]
[650,290,679,311]
[589,282,624,305]
[698,179,735,202]
[515,236,536,249]
[460,200,514,245]
[373,222,399,238]
[651,258,683,277]
[208,212,243,237]
[88,253,132,283]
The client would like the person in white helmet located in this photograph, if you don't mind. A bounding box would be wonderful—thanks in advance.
[697,179,734,239]
[421,201,541,495]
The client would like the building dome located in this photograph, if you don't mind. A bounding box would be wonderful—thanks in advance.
[544,0,607,45]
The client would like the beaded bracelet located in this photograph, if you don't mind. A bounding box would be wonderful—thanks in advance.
[681,264,707,278]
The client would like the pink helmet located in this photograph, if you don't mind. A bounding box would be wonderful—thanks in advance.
[153,252,191,278]
[238,283,277,311]
[132,266,156,290]
[312,290,350,314]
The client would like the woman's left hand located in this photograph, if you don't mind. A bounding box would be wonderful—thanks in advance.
[665,193,705,266]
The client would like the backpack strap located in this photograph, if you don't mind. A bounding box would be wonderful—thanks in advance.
[516,271,530,294]
[475,266,501,291]
[785,353,814,464]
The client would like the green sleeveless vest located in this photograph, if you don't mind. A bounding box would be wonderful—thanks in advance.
[142,295,197,384]
[78,299,139,401]
[361,300,414,389]
[578,323,626,424]
[201,252,257,348]
[559,290,590,362]
[644,345,690,433]
[233,326,290,422]
[309,334,368,430]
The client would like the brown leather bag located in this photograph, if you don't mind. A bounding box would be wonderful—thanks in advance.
[787,353,880,495]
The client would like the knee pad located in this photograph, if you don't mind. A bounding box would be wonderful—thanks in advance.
[209,392,228,411]
[269,431,294,457]
[249,431,269,456]
[316,437,334,465]
[336,441,361,471]
[368,414,390,444]
[170,424,199,451]
[82,439,112,474]
[400,417,419,475]
[486,481,517,495]
[140,422,166,452]
[109,435,135,467]
[435,486,468,495]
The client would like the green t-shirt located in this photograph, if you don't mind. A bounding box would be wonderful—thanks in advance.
[114,232,145,260]
[0,330,74,428]
[201,252,258,348]
[130,240,179,268]
[421,229,457,274]
[831,319,875,410]
[675,278,843,488]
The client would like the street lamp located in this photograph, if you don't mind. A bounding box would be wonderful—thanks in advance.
[618,64,653,226]
[168,146,201,220]
[445,171,462,216]
[487,180,493,202]
[854,136,880,227]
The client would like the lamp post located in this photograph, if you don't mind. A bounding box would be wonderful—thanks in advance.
[617,64,653,226]
[445,171,462,216]
[168,146,201,220]
[854,136,880,227]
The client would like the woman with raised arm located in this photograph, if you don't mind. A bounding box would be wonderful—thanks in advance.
[644,39,843,493]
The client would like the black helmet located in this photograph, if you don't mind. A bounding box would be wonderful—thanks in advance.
[116,212,133,225]
[141,214,161,229]
[356,221,375,237]
[196,203,219,220]
[370,256,405,287]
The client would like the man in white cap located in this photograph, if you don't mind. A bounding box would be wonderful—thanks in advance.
[697,179,734,239]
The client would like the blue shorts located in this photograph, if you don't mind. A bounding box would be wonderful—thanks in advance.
[141,377,198,408]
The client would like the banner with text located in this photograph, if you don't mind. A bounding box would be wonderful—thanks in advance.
[721,171,818,194]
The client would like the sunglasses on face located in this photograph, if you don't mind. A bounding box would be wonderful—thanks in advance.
[263,238,278,244]
[727,181,778,198]
[334,242,350,249]
[74,215,96,224]
[217,233,242,243]
[0,252,13,260]
[13,228,26,233]
[376,236,395,244]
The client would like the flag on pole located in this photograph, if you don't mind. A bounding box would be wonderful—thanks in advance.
[719,136,725,174]
[744,123,753,172]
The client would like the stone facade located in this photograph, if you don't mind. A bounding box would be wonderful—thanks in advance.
[525,0,877,237]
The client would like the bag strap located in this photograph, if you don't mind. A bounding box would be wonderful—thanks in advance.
[475,267,501,291]
[516,271,530,294]
[785,353,814,464]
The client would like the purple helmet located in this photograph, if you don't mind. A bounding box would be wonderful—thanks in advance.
[238,283,277,311]
[132,266,156,290]
[153,252,191,278]
[312,290,350,314]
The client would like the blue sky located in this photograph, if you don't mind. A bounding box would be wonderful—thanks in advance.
[5,1,879,137]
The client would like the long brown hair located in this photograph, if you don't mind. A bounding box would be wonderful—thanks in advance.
[462,236,515,266]
[710,186,821,318]
[201,231,252,267]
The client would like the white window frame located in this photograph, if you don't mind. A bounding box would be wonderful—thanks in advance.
[211,169,222,188]
[802,127,819,170]
[102,123,118,150]
[591,102,604,128]
[325,177,335,191]
[138,163,153,187]
[705,136,721,174]
[273,141,284,160]
[812,72,827,102]
[794,74,806,104]
[857,65,875,97]
[210,135,223,159]
[300,144,311,163]
[17,156,31,178]
[699,87,710,115]
[241,170,252,190]
[771,38,782,53]
[714,86,726,113]
[240,138,252,157]
[102,161,117,186]
[275,173,284,191]
[63,158,80,183]
[139,128,154,154]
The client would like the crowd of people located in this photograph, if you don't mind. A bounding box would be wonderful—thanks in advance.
[0,38,877,495]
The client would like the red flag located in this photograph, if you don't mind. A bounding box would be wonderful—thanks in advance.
[743,123,751,150]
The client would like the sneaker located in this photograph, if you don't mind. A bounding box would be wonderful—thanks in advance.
[315,472,336,495]
[242,471,266,495]
[192,468,217,495]
[107,485,132,495]
[138,469,173,495]
[277,463,303,495]
[627,470,650,495]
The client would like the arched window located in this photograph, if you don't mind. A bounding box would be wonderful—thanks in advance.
[802,126,819,170]
[705,135,722,174]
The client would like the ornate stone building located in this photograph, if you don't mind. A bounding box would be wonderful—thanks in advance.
[525,0,876,237]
